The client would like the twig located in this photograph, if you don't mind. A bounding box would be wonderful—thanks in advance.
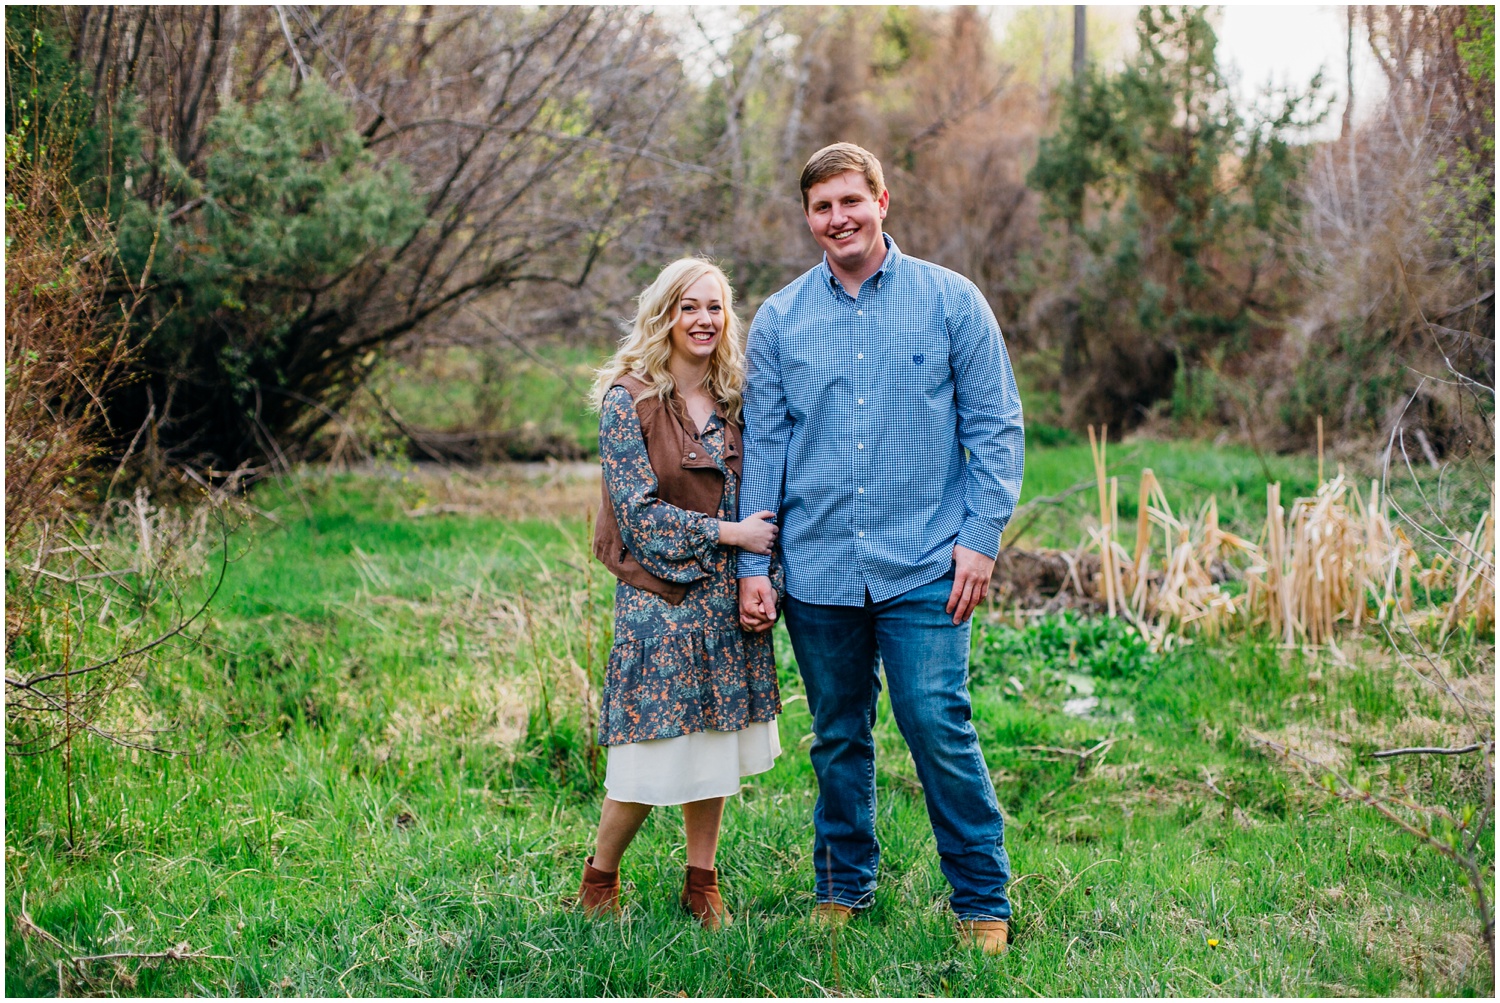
[1017,736,1118,773]
[1370,742,1492,759]
[1003,478,1096,545]
[16,906,70,952]
[17,907,228,976]
[11,510,231,689]
[1201,766,1231,800]
[71,945,232,965]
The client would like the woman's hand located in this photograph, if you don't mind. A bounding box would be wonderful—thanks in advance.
[719,511,778,555]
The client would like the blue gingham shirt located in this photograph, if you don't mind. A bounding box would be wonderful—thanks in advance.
[737,235,1024,605]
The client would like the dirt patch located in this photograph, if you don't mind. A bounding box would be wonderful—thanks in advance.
[403,461,601,522]
[400,425,590,464]
[1260,720,1358,773]
[991,547,1106,612]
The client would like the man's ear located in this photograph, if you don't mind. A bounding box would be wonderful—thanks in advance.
[877,188,890,220]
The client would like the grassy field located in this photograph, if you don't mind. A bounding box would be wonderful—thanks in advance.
[5,450,1494,996]
[360,338,1489,551]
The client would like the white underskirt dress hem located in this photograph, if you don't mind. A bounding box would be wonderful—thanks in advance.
[604,718,781,806]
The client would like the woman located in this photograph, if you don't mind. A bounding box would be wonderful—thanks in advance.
[581,258,781,929]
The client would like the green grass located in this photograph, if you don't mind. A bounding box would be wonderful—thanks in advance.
[6,466,1493,996]
[374,341,609,456]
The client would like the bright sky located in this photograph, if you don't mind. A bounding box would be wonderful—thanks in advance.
[667,5,1384,141]
[982,4,1385,141]
[1213,5,1385,140]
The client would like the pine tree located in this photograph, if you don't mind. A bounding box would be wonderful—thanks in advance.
[1028,6,1324,427]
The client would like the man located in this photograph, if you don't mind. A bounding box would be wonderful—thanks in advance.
[737,143,1024,954]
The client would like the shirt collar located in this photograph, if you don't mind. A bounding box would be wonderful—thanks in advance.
[821,233,902,295]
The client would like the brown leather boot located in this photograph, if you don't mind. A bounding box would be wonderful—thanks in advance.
[810,902,855,927]
[680,865,732,929]
[955,918,1009,955]
[578,856,620,917]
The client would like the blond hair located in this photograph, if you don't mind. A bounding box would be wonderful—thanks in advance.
[799,142,886,210]
[592,258,746,425]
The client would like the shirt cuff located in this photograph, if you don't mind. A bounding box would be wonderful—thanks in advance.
[957,518,1002,560]
[737,552,771,579]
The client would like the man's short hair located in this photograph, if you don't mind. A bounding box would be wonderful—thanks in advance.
[799,143,885,210]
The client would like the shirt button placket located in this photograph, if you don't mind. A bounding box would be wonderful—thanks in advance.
[855,298,867,546]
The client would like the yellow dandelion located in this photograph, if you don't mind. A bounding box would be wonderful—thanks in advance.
[1207,938,1220,948]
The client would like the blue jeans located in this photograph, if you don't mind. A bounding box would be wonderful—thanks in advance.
[782,573,1012,921]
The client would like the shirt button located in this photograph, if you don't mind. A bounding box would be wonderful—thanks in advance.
[856,443,864,449]
[858,487,865,494]
[858,531,865,538]
[857,353,864,360]
[857,309,864,316]
[857,398,864,405]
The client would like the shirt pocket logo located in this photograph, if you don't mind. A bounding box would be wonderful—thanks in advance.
[912,353,925,365]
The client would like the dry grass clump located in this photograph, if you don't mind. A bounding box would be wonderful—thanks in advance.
[1438,502,1496,641]
[1086,427,1257,648]
[5,100,139,654]
[1248,475,1401,645]
[1080,426,1493,651]
[1244,475,1494,647]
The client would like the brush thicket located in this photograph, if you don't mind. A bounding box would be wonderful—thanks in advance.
[1079,428,1491,650]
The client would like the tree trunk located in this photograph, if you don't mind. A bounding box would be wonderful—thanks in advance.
[1341,5,1355,139]
[1073,6,1086,89]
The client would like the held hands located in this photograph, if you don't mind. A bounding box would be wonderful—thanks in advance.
[719,510,779,555]
[946,543,996,625]
[738,576,778,632]
[724,513,779,631]
[736,542,988,629]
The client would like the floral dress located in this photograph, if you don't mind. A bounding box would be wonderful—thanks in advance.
[597,386,780,753]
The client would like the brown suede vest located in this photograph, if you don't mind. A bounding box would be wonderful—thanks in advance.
[593,375,742,605]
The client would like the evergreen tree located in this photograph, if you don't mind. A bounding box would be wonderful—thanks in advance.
[1028,6,1323,428]
[111,75,420,466]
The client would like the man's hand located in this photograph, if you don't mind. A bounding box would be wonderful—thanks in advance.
[946,544,996,625]
[739,576,778,632]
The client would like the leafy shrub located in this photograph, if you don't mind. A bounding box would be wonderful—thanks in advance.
[973,612,1159,683]
[109,73,421,468]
